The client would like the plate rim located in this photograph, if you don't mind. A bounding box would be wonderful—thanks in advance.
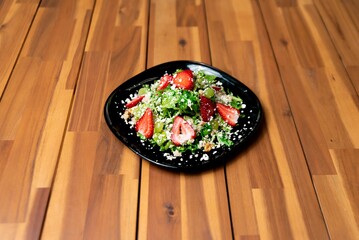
[104,60,263,171]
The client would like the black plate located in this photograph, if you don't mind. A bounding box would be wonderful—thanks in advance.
[104,61,262,171]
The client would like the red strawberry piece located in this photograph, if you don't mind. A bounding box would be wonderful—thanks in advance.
[212,86,222,91]
[216,103,240,126]
[157,74,173,90]
[135,108,154,138]
[125,95,145,108]
[200,95,215,122]
[171,116,196,146]
[173,69,194,90]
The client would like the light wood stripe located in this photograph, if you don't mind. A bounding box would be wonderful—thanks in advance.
[257,0,359,238]
[0,0,40,96]
[0,0,95,238]
[206,0,332,239]
[41,0,148,239]
[0,0,357,239]
[138,0,232,239]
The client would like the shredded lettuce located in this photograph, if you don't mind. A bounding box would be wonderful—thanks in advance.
[122,69,244,155]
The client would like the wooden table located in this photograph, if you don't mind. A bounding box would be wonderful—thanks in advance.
[1,0,358,239]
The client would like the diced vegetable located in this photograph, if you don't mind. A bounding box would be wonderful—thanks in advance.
[121,69,245,157]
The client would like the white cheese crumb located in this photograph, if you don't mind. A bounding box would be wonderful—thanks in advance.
[200,154,209,161]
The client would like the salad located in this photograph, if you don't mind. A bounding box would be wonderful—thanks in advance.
[121,69,246,160]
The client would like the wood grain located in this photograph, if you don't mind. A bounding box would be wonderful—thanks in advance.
[0,0,40,97]
[41,0,148,239]
[313,0,359,92]
[205,0,330,238]
[0,0,94,238]
[257,0,359,238]
[138,0,232,239]
[0,0,357,239]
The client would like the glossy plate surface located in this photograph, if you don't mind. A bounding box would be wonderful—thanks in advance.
[104,61,263,171]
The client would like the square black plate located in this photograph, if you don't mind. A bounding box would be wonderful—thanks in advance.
[104,61,263,171]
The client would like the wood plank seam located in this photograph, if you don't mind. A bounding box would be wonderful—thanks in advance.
[0,0,42,100]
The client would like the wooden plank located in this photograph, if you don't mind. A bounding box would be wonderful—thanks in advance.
[137,0,232,239]
[257,0,359,237]
[0,0,356,239]
[314,0,359,93]
[313,174,359,239]
[314,149,359,239]
[41,0,149,239]
[205,0,330,239]
[330,149,359,229]
[341,0,359,31]
[0,0,95,238]
[0,0,40,97]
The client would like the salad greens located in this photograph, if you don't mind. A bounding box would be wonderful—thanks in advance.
[121,69,245,157]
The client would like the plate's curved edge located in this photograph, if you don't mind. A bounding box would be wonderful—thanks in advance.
[104,91,183,170]
[103,60,264,171]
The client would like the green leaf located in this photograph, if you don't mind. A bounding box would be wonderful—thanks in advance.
[200,123,212,137]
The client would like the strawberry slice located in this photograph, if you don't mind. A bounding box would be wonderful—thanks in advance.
[135,108,154,138]
[212,85,222,91]
[173,69,194,90]
[216,103,240,127]
[200,95,215,122]
[171,116,196,146]
[125,95,145,108]
[157,74,173,90]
